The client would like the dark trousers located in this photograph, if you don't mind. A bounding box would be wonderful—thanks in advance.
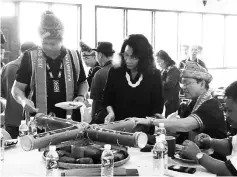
[5,125,19,139]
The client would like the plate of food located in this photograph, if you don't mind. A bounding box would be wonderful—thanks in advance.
[42,144,130,169]
[55,101,85,110]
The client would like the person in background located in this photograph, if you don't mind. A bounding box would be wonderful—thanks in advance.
[179,45,207,70]
[103,34,164,122]
[156,50,180,117]
[11,11,88,121]
[1,41,36,138]
[0,31,7,115]
[180,81,237,176]
[90,42,114,123]
[134,61,227,160]
[79,41,101,91]
[0,30,7,69]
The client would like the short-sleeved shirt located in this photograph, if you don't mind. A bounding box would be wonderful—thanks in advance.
[103,66,164,121]
[16,46,86,120]
[178,98,227,160]
[90,60,112,120]
[225,135,237,176]
[87,62,101,90]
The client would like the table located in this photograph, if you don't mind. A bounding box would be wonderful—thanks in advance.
[0,144,216,177]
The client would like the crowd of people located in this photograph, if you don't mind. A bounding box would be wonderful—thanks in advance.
[0,10,237,176]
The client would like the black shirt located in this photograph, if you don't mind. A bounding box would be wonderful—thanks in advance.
[178,98,227,160]
[87,62,101,91]
[16,46,86,120]
[103,66,164,121]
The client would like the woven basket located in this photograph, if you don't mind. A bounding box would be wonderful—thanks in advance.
[42,148,130,169]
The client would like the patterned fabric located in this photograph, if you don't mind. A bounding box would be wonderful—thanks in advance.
[180,61,212,83]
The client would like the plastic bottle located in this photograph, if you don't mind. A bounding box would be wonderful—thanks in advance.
[28,117,37,136]
[155,123,166,137]
[19,120,29,137]
[46,145,59,177]
[152,134,168,176]
[0,131,4,161]
[101,144,114,177]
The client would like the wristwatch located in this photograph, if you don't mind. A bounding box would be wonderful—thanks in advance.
[196,152,204,163]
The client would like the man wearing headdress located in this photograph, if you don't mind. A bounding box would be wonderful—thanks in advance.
[135,61,227,160]
[11,11,88,121]
[79,41,101,91]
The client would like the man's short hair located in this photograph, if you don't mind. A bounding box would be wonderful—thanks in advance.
[225,81,237,102]
[20,41,36,53]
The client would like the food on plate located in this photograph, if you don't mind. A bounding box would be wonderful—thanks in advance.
[59,156,76,163]
[76,157,94,164]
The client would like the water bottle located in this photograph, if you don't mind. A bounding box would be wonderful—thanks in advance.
[0,131,4,161]
[19,120,29,137]
[28,117,37,135]
[152,134,168,176]
[155,123,166,137]
[46,145,59,177]
[101,144,114,177]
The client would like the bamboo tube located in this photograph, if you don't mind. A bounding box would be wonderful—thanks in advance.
[20,124,86,151]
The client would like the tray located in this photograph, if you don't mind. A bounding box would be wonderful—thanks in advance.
[42,145,130,169]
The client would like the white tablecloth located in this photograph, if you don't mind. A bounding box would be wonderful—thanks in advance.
[0,144,216,177]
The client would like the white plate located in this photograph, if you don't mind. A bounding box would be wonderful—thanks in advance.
[55,101,85,110]
[174,154,197,163]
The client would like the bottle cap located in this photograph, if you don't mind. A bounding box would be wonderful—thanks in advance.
[49,145,56,151]
[104,144,111,150]
[21,120,26,124]
[159,123,165,127]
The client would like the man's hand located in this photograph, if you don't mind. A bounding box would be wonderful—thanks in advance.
[167,111,180,119]
[194,133,212,149]
[73,96,85,103]
[180,140,201,161]
[104,112,115,123]
[22,99,38,113]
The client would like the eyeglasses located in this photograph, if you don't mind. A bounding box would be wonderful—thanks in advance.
[179,81,196,88]
[122,53,138,60]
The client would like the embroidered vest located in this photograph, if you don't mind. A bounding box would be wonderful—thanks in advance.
[28,47,80,117]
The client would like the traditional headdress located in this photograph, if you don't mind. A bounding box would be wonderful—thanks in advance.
[181,61,212,83]
[79,41,96,55]
[38,10,64,40]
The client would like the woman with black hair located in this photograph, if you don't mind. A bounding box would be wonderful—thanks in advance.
[103,34,164,122]
[156,50,180,117]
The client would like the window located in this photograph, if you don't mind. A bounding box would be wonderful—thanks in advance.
[127,10,152,43]
[155,12,178,61]
[19,2,48,45]
[52,4,80,49]
[96,8,124,53]
[225,16,237,68]
[1,2,15,17]
[202,14,224,68]
[179,13,202,47]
